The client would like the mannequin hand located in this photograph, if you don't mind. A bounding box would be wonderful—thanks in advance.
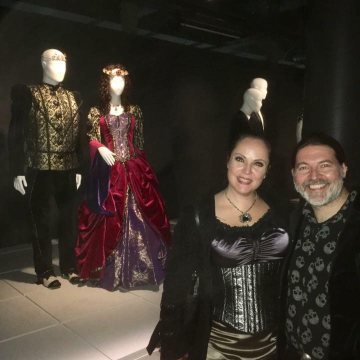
[98,146,116,166]
[14,176,27,195]
[76,174,82,189]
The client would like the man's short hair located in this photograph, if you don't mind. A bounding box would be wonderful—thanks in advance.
[292,132,347,168]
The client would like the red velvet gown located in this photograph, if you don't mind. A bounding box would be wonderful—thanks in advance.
[76,105,171,290]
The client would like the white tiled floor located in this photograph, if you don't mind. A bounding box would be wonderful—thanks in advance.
[0,242,163,360]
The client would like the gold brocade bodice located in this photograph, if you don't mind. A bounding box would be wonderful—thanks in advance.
[26,84,81,170]
[87,105,145,153]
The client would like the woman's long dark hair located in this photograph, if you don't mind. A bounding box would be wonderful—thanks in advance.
[99,63,132,115]
[227,133,272,162]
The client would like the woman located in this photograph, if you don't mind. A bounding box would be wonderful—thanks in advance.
[76,63,171,290]
[147,134,289,360]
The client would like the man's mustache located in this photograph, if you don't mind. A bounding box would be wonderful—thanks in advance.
[302,179,331,188]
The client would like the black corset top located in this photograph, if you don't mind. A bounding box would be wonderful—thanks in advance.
[211,209,289,333]
[211,210,289,267]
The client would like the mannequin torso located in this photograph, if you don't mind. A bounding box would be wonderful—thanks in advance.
[97,75,126,165]
[76,64,171,289]
[229,88,265,145]
[11,49,81,194]
[250,78,268,131]
[8,49,83,286]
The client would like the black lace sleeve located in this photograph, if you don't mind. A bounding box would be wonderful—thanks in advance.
[148,206,200,360]
[8,84,32,177]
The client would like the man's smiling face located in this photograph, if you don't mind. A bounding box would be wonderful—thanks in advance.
[293,145,347,207]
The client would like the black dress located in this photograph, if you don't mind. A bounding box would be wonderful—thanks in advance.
[147,196,289,360]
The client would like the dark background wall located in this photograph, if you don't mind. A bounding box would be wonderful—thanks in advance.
[0,8,304,247]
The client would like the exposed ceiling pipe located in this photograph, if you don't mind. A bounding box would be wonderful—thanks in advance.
[0,0,304,68]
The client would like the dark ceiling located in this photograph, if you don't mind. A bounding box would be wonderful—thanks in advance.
[0,0,307,67]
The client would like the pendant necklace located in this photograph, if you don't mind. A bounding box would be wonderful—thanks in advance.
[225,190,257,224]
[111,103,123,115]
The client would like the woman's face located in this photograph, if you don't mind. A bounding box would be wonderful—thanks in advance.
[227,137,269,195]
[110,75,125,96]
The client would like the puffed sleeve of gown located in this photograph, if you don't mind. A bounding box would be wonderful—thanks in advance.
[84,107,113,214]
[131,105,144,151]
[87,107,102,143]
[87,107,105,162]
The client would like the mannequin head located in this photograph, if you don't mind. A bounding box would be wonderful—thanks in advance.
[99,63,131,115]
[41,49,66,85]
[110,76,125,96]
[250,78,268,99]
[241,88,263,116]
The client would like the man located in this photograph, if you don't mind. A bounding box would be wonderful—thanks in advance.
[278,133,360,360]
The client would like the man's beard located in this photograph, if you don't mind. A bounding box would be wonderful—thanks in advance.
[294,174,345,207]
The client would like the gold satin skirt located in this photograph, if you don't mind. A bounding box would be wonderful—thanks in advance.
[206,320,277,360]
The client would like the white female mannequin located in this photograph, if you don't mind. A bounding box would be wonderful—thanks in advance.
[14,49,81,195]
[76,63,171,289]
[97,75,126,166]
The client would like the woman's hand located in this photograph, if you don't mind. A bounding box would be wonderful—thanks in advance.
[98,147,116,166]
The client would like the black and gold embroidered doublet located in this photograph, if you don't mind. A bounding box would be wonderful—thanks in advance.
[25,84,81,170]
[8,83,82,176]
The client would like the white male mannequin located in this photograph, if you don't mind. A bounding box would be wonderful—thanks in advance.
[250,78,268,130]
[250,78,268,99]
[229,88,264,145]
[97,74,126,166]
[14,49,81,194]
[296,109,304,143]
[8,49,82,288]
[240,88,263,118]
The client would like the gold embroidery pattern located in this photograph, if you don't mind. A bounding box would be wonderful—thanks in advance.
[131,105,144,150]
[26,84,80,170]
[105,114,132,162]
[87,107,102,142]
[113,188,167,288]
[113,185,130,288]
[87,105,144,151]
[127,190,155,286]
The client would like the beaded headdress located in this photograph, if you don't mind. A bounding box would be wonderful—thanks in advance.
[42,53,67,62]
[102,68,129,76]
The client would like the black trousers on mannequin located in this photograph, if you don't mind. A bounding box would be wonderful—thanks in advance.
[26,168,78,278]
